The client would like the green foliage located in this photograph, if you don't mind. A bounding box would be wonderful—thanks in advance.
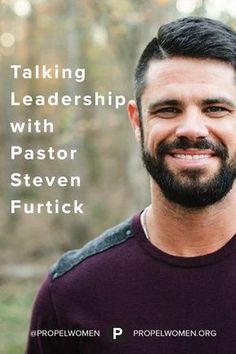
[0,281,38,354]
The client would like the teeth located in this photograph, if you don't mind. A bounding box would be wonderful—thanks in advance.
[173,154,210,160]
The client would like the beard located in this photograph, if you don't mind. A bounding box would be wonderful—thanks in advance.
[141,136,236,208]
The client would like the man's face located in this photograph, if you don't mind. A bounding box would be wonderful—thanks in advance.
[128,57,236,208]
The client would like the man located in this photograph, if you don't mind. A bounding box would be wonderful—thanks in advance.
[26,17,236,353]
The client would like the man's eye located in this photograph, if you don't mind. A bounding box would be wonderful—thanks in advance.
[160,107,178,112]
[207,106,226,111]
[153,107,180,118]
[205,106,229,117]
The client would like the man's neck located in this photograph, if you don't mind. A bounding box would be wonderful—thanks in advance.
[145,181,236,257]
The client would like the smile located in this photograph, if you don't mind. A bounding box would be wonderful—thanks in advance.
[166,149,218,169]
[173,154,211,160]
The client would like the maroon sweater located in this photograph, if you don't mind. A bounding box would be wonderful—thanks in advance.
[26,212,236,354]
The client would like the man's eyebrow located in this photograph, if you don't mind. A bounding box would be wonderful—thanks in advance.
[148,99,180,111]
[202,97,236,108]
[147,97,236,111]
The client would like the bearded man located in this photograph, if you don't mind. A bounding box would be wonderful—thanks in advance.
[26,17,236,354]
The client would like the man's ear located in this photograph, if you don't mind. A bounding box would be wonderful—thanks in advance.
[127,100,142,143]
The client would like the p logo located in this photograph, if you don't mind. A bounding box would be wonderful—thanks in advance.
[112,327,123,340]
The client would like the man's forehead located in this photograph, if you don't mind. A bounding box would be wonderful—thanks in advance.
[141,57,236,108]
[145,57,235,87]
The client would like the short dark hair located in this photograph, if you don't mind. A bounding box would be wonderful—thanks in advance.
[135,17,236,115]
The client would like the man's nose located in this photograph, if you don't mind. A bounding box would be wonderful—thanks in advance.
[175,109,209,140]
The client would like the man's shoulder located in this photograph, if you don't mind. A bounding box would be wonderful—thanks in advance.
[50,216,136,281]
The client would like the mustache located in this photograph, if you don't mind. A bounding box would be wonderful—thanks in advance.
[156,138,228,160]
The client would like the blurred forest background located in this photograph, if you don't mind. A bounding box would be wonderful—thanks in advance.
[1,0,236,353]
